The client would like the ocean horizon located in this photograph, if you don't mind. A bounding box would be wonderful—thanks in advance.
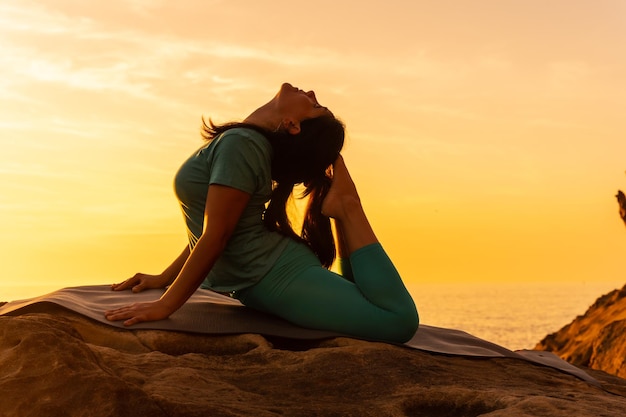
[407,280,624,350]
[2,279,623,351]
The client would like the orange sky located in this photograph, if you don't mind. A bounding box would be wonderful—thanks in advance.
[1,0,625,299]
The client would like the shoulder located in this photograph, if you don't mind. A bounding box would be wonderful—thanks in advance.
[218,128,269,146]
[212,128,273,161]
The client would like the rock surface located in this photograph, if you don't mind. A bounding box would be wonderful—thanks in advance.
[1,304,626,417]
[536,284,626,379]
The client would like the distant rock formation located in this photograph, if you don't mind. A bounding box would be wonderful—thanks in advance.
[617,190,626,226]
[536,285,626,378]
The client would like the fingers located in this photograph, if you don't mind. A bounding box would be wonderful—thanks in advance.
[123,317,140,326]
[111,274,144,292]
[104,306,129,320]
[104,306,142,326]
[131,283,146,293]
[111,279,135,291]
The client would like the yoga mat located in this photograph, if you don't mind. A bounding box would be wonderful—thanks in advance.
[0,285,599,386]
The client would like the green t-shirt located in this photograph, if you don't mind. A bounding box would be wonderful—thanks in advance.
[174,128,289,292]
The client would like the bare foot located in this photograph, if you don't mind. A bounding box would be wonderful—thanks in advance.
[321,155,361,220]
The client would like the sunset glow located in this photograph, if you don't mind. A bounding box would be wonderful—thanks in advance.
[1,0,625,300]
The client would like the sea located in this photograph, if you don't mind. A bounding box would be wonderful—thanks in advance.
[1,280,623,351]
[406,280,623,350]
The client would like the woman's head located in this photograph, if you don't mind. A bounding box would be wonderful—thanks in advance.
[242,82,345,186]
[201,83,345,267]
[272,83,332,134]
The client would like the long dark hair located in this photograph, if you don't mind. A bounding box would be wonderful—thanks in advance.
[201,115,345,268]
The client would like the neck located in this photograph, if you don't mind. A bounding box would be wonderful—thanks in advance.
[243,102,280,132]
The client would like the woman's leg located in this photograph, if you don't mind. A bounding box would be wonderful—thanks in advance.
[324,155,418,314]
[239,242,418,343]
[239,156,418,343]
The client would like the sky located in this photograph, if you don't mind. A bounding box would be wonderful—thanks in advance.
[1,0,625,300]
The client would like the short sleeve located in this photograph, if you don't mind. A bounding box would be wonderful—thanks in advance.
[207,130,271,194]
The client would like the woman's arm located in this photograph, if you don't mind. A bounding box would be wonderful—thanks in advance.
[105,184,251,325]
[110,245,191,292]
[158,183,250,311]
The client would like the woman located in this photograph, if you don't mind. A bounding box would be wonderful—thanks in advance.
[105,83,419,343]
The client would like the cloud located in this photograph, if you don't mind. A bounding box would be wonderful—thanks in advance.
[0,1,496,106]
[0,2,93,34]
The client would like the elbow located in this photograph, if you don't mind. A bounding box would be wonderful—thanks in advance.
[201,227,234,250]
[193,229,233,262]
[216,231,232,252]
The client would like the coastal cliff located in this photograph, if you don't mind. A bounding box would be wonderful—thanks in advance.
[536,284,626,379]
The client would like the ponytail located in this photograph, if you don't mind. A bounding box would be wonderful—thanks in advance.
[301,175,335,268]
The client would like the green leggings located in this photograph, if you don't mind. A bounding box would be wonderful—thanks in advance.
[235,240,419,343]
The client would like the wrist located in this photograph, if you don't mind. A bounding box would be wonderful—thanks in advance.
[156,296,180,315]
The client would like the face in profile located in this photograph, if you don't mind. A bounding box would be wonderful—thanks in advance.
[275,83,332,133]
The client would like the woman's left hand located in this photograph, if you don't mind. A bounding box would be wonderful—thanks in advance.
[104,299,173,326]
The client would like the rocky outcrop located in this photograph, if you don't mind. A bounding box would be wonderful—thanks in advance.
[1,306,625,417]
[617,190,626,226]
[536,285,626,378]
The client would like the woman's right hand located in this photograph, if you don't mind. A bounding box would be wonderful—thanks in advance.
[111,273,171,293]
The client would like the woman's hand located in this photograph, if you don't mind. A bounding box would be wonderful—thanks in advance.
[104,299,173,326]
[105,185,250,326]
[111,273,171,293]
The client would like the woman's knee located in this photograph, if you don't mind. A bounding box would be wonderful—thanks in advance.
[388,307,419,343]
